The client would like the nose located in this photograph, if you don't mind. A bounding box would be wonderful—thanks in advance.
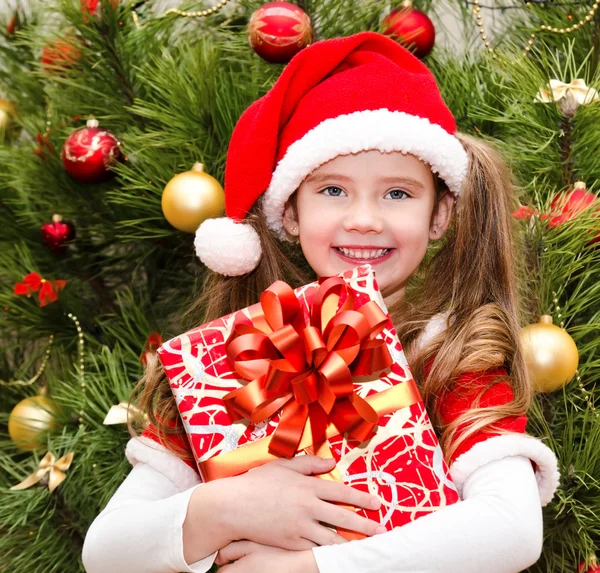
[342,198,384,234]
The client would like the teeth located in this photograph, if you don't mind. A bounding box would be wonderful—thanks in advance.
[338,247,389,259]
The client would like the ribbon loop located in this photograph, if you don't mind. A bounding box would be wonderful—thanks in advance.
[224,277,394,459]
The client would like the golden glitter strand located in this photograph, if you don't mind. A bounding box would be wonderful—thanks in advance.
[67,313,86,423]
[472,0,600,56]
[165,0,231,18]
[0,335,54,387]
[525,0,600,54]
[472,0,494,54]
[552,291,597,416]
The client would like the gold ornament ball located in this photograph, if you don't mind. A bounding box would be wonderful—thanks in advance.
[520,315,579,393]
[8,395,59,451]
[161,163,225,233]
[0,98,16,139]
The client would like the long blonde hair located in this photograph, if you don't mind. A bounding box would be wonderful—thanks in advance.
[131,133,530,464]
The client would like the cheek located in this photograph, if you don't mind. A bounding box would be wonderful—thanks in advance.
[299,202,337,244]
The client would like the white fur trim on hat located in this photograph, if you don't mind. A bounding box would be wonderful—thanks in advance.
[195,217,262,276]
[263,108,469,238]
[449,434,560,507]
[126,436,202,491]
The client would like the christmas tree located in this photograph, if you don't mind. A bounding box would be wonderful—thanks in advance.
[1,1,599,571]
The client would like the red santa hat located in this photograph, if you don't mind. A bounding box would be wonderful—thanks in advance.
[195,31,469,276]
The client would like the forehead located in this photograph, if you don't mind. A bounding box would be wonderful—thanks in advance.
[303,150,434,184]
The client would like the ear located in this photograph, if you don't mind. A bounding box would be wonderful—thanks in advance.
[282,200,299,237]
[429,193,454,241]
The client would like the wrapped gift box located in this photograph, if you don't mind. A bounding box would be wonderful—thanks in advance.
[157,264,459,535]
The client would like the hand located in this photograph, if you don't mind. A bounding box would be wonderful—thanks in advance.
[216,541,318,573]
[222,455,384,550]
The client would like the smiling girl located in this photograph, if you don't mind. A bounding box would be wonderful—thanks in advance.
[82,32,559,573]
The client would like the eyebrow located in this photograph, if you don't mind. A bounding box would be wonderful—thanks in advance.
[303,172,426,189]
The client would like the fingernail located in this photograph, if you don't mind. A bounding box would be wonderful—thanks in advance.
[375,526,387,535]
[370,497,381,509]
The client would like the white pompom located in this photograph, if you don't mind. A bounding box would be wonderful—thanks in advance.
[194,217,262,276]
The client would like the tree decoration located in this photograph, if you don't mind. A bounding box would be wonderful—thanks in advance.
[103,401,148,425]
[513,204,537,220]
[383,0,435,59]
[8,395,59,451]
[0,335,54,389]
[248,1,313,64]
[141,331,164,365]
[535,79,600,117]
[161,163,225,233]
[40,214,76,253]
[520,315,579,393]
[580,557,600,572]
[546,182,597,227]
[83,0,119,16]
[14,272,66,307]
[6,11,19,37]
[41,37,82,73]
[34,132,56,159]
[10,451,74,492]
[61,119,122,183]
[0,98,17,140]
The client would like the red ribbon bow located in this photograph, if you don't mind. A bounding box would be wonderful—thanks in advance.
[223,276,394,459]
[14,272,66,307]
[141,331,164,365]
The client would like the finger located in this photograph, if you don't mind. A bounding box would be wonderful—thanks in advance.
[315,480,382,511]
[279,537,319,550]
[217,541,255,564]
[315,503,384,537]
[271,455,336,476]
[303,523,350,546]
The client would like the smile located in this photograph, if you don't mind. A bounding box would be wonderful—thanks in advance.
[333,246,394,264]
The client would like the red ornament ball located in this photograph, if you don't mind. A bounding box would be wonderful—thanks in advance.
[579,559,600,573]
[41,214,76,253]
[248,1,312,64]
[61,119,122,183]
[383,2,436,59]
[41,37,82,73]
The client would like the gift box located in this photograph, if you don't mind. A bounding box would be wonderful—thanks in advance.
[157,264,459,537]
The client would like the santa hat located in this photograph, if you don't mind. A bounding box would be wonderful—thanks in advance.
[195,31,469,276]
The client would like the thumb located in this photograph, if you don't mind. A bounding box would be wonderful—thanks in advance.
[276,454,336,475]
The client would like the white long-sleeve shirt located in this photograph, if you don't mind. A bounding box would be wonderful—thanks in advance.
[82,434,558,573]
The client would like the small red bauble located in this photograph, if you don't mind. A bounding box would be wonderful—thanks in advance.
[579,558,600,573]
[61,119,122,183]
[41,38,82,73]
[41,214,76,253]
[383,0,436,59]
[248,1,312,64]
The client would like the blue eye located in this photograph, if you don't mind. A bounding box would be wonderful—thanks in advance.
[385,189,409,200]
[320,186,347,197]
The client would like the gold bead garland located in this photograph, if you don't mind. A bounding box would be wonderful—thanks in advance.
[0,335,54,387]
[471,0,600,56]
[67,312,86,425]
[165,0,231,18]
[552,291,597,416]
[472,0,493,54]
[538,0,600,34]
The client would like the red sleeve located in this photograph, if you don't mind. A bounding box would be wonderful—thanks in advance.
[141,420,199,473]
[436,367,528,464]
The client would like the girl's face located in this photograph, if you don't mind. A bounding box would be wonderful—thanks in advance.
[282,150,454,305]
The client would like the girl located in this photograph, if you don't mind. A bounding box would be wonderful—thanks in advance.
[82,31,560,573]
